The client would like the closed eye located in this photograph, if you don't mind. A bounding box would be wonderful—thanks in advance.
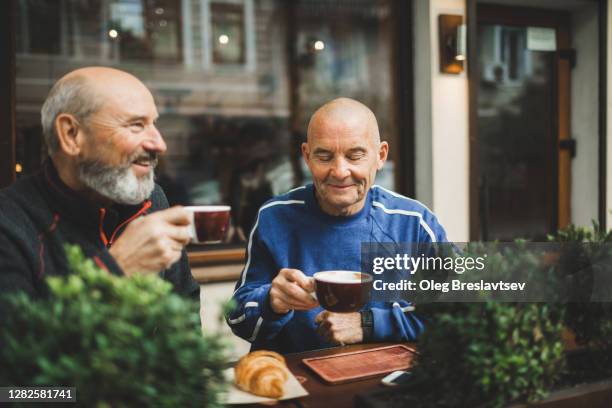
[347,152,366,161]
[315,153,333,162]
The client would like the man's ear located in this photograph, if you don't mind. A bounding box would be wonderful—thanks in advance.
[55,113,85,157]
[301,142,310,163]
[377,141,389,170]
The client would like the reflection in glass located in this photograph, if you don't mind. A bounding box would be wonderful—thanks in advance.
[211,2,245,64]
[478,25,554,240]
[15,0,399,245]
[293,0,397,186]
[109,0,181,61]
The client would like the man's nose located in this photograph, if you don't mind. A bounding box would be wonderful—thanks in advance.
[330,157,351,179]
[142,125,167,153]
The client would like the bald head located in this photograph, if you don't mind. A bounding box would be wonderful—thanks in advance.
[307,97,380,145]
[64,67,152,105]
[62,66,142,83]
[41,67,153,155]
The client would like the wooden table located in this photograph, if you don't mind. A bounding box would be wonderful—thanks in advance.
[232,342,612,408]
[252,343,416,408]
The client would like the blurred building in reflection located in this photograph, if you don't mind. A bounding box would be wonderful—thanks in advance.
[12,0,399,244]
[3,0,611,245]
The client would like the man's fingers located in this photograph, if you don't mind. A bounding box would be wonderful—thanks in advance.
[316,319,333,343]
[278,290,314,310]
[282,269,313,290]
[316,323,328,341]
[316,317,328,335]
[167,225,192,245]
[315,310,328,324]
[281,281,318,309]
[276,269,318,309]
[280,268,301,282]
[156,206,191,225]
[271,290,296,313]
[301,276,316,292]
[276,290,313,310]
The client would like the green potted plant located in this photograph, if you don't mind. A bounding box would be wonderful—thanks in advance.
[547,223,612,383]
[356,228,612,408]
[0,245,228,407]
[411,242,566,407]
[357,243,567,407]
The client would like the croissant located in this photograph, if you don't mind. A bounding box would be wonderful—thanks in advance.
[234,350,289,399]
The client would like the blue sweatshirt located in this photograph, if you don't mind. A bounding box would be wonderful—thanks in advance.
[227,184,448,353]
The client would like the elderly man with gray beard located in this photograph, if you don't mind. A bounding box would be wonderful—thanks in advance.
[0,67,199,300]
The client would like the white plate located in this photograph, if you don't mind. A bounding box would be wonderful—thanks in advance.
[220,367,309,404]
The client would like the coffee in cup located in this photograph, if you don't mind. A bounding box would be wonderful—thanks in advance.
[185,205,231,244]
[313,271,373,313]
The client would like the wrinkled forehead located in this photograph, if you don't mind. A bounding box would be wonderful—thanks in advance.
[92,77,158,119]
[308,115,377,150]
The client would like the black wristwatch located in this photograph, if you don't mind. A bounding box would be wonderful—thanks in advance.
[360,310,374,341]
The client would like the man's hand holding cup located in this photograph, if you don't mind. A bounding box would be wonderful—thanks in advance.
[269,268,319,314]
[109,206,192,276]
[110,204,232,276]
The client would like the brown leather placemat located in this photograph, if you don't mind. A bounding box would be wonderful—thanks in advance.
[302,345,416,384]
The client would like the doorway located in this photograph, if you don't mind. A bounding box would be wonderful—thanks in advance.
[471,4,572,240]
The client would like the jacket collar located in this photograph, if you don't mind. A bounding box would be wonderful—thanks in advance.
[40,159,151,235]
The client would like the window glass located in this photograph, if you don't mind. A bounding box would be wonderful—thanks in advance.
[211,2,245,64]
[15,0,399,246]
[16,0,62,54]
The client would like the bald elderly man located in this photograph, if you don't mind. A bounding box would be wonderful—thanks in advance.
[227,98,448,353]
[0,67,198,299]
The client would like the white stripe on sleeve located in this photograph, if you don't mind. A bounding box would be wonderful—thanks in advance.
[372,201,437,243]
[227,302,258,325]
[392,302,416,313]
[248,317,264,342]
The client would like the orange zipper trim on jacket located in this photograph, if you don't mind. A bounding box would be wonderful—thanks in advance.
[98,200,152,248]
[99,208,109,247]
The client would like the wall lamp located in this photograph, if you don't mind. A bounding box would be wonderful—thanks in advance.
[439,14,466,74]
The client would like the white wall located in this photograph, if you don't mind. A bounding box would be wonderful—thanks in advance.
[413,0,434,209]
[413,0,470,241]
[571,4,600,227]
[607,0,612,229]
[413,0,609,237]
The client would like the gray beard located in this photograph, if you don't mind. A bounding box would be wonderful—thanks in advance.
[78,159,156,205]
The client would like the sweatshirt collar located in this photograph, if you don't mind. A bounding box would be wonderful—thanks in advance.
[304,183,372,224]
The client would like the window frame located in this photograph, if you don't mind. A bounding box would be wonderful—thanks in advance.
[201,0,256,72]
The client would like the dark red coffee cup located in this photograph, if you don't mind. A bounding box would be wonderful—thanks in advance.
[185,205,231,244]
[313,271,373,313]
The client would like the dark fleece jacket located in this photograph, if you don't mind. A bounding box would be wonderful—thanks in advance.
[0,160,199,300]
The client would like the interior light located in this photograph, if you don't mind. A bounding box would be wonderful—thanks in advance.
[455,24,466,61]
[314,40,325,51]
[15,163,22,173]
[219,34,230,45]
[108,29,118,39]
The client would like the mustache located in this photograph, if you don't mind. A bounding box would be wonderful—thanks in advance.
[127,151,159,168]
[78,151,159,177]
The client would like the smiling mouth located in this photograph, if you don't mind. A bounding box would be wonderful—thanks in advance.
[132,159,152,167]
[131,153,158,168]
[329,184,355,189]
